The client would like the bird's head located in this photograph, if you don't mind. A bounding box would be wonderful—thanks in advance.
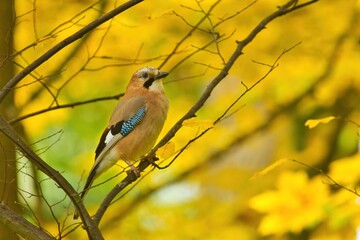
[129,67,168,93]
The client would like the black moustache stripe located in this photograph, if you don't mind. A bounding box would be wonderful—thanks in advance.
[143,77,155,89]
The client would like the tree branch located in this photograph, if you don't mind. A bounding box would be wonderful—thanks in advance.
[92,0,318,226]
[0,203,53,240]
[0,0,144,104]
[292,159,360,197]
[17,0,110,112]
[158,0,221,69]
[101,16,353,226]
[155,0,316,155]
[8,93,123,124]
[0,116,103,240]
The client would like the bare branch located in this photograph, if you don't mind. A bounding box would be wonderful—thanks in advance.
[213,42,302,125]
[9,93,123,124]
[156,0,317,160]
[195,0,226,64]
[92,0,318,226]
[0,203,53,240]
[214,1,257,28]
[292,159,360,197]
[0,116,104,239]
[157,42,300,170]
[0,0,144,104]
[10,0,103,60]
[158,0,221,69]
[193,61,222,70]
[18,0,109,111]
[169,37,221,73]
[100,10,358,226]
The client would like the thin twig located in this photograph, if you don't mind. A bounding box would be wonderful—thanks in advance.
[92,0,318,226]
[0,203,53,240]
[0,0,144,104]
[292,159,360,197]
[9,93,123,124]
[0,116,104,239]
[100,7,356,227]
[158,0,221,69]
[19,0,109,112]
[158,42,299,170]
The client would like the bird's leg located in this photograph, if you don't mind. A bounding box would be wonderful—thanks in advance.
[145,154,161,169]
[124,160,141,178]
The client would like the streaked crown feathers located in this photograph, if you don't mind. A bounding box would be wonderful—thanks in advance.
[131,66,168,91]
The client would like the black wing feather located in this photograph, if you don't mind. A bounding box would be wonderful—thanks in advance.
[94,121,125,160]
[95,128,110,160]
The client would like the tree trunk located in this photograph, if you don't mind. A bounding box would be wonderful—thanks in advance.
[0,0,21,239]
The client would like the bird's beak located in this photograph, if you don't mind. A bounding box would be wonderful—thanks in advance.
[155,71,168,80]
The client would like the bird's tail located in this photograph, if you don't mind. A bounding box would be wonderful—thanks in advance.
[73,171,96,220]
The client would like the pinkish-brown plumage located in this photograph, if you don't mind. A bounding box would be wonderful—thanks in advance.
[74,67,168,219]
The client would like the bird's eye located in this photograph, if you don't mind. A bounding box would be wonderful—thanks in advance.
[142,72,149,79]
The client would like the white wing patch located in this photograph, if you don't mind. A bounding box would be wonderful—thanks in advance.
[105,131,116,144]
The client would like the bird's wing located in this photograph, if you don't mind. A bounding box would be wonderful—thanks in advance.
[79,96,146,199]
[95,96,146,160]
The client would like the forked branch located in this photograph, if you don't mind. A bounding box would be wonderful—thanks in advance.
[0,0,144,104]
[92,0,318,226]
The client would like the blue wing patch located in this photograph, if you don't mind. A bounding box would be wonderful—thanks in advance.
[95,106,146,160]
[119,106,146,136]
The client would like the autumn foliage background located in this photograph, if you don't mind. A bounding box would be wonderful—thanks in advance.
[1,0,360,239]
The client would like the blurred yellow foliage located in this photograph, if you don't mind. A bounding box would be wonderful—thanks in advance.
[250,171,330,235]
[6,0,360,239]
[329,153,360,185]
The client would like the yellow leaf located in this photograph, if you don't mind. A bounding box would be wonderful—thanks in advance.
[182,118,213,131]
[156,141,176,160]
[250,158,288,180]
[305,116,336,129]
[328,153,360,185]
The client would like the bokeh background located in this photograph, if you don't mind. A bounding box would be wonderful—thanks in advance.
[3,0,360,239]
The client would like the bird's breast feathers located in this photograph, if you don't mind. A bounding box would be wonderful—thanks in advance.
[95,105,146,160]
[94,92,168,163]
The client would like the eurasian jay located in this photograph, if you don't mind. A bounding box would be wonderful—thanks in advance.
[74,66,169,219]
